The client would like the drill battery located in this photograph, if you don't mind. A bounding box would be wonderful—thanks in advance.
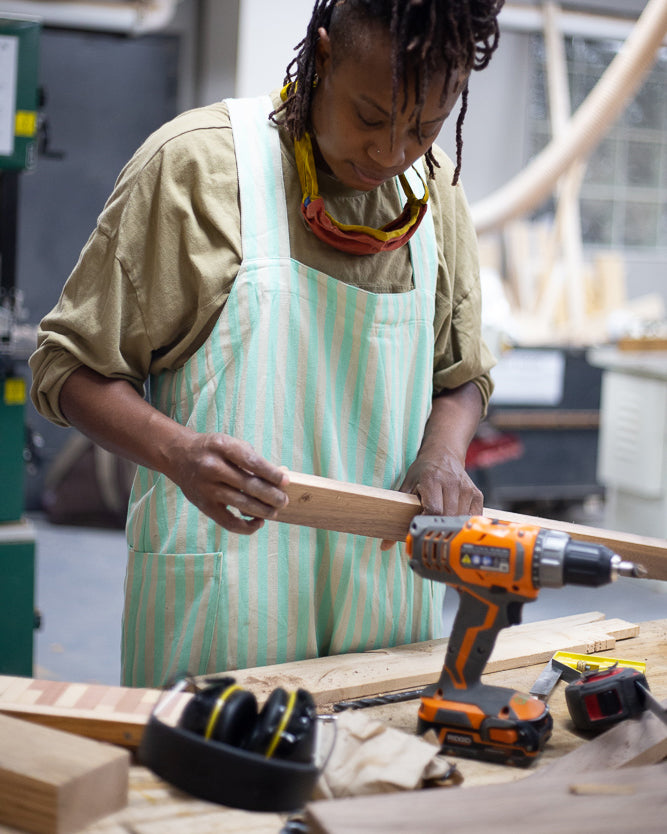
[418,683,553,767]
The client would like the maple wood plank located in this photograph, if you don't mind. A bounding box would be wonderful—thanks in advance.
[277,470,667,579]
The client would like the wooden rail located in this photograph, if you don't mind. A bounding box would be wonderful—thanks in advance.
[276,471,667,580]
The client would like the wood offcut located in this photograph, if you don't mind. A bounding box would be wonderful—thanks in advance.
[305,762,667,834]
[0,713,129,834]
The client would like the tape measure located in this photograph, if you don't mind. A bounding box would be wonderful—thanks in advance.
[565,666,648,731]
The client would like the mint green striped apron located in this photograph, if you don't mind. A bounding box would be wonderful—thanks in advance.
[122,96,444,687]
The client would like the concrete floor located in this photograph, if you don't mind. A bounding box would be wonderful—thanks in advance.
[30,502,667,687]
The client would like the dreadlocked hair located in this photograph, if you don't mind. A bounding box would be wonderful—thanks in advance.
[270,0,504,185]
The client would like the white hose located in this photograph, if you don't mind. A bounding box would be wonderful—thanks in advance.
[471,0,667,234]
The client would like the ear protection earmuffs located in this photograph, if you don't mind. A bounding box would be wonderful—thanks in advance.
[138,676,322,812]
[178,676,317,763]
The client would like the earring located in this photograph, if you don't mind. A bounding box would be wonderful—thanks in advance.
[313,73,319,89]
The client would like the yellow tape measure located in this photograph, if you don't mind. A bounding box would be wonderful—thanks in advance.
[552,650,646,676]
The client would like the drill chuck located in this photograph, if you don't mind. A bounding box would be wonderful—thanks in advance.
[560,539,617,587]
[532,530,637,588]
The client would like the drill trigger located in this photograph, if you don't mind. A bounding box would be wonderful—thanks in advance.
[507,600,523,626]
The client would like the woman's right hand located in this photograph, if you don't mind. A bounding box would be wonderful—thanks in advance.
[169,431,290,534]
[59,367,289,534]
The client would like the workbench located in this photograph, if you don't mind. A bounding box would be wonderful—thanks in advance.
[1,614,665,834]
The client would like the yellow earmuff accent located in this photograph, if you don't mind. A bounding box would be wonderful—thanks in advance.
[265,689,298,759]
[204,684,243,741]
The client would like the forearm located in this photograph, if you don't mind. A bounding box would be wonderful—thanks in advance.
[59,366,289,532]
[418,381,484,465]
[59,366,191,481]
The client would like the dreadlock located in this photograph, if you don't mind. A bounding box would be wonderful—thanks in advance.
[270,0,504,185]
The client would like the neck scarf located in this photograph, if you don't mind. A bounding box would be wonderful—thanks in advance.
[293,132,429,255]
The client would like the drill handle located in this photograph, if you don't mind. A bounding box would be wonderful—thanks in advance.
[440,588,522,692]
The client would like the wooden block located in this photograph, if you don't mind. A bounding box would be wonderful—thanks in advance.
[0,713,129,834]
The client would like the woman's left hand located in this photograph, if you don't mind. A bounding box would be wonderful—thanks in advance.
[400,451,483,516]
[379,450,482,550]
[379,382,484,551]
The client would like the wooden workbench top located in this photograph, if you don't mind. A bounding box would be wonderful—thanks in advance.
[0,618,665,834]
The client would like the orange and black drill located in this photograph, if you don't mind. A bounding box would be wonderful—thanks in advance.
[406,515,645,767]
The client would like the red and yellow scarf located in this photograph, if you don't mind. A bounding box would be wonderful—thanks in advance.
[281,84,429,255]
[293,130,429,255]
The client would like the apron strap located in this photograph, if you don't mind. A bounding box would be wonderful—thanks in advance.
[402,161,437,294]
[227,96,291,262]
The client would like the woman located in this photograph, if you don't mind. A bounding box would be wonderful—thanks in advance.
[31,0,504,686]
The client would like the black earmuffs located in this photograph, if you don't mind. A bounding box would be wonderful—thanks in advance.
[138,677,321,812]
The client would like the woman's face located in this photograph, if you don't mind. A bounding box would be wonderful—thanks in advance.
[310,24,467,191]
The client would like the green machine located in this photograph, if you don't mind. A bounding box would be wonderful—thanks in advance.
[0,16,40,172]
[0,15,40,676]
[0,519,36,676]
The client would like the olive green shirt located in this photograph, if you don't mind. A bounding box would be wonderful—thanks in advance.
[30,95,494,427]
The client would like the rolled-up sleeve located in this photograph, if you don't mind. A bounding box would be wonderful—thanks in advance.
[29,227,152,426]
[429,145,495,415]
[30,104,242,427]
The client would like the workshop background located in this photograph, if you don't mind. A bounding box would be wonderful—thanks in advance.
[0,0,665,686]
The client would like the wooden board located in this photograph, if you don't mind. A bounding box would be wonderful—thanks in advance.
[488,409,599,430]
[277,470,667,580]
[618,338,667,351]
[232,613,639,708]
[488,506,667,582]
[0,614,638,747]
[304,762,667,834]
[0,678,184,750]
[278,471,420,541]
[0,713,129,834]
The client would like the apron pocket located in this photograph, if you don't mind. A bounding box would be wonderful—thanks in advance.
[122,549,223,688]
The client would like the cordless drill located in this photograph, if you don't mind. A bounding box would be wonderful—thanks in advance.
[406,515,645,766]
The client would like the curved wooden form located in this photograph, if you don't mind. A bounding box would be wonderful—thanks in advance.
[470,0,667,233]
